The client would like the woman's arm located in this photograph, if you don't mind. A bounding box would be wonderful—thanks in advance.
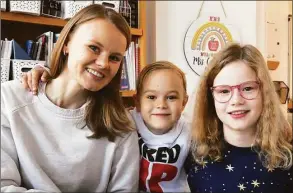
[106,131,140,192]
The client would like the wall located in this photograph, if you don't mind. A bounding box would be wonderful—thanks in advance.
[151,1,291,119]
[263,1,291,115]
[288,1,293,100]
[155,1,257,120]
[144,1,156,64]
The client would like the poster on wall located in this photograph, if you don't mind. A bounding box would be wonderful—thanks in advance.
[184,16,241,76]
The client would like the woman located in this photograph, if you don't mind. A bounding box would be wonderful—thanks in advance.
[1,4,139,192]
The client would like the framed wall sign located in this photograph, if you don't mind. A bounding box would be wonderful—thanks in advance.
[184,4,241,76]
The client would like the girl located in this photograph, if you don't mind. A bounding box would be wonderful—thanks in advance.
[1,4,139,192]
[186,43,293,193]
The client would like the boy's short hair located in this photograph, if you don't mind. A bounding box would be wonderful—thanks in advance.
[136,61,187,99]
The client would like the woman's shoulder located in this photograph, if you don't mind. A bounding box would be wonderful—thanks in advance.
[1,80,37,112]
[114,129,139,149]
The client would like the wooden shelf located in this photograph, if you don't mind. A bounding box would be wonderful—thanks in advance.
[1,11,66,27]
[1,11,143,36]
[120,90,136,97]
[130,28,143,36]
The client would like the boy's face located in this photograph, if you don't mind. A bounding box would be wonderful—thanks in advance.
[137,69,188,135]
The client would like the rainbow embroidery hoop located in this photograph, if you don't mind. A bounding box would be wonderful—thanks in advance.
[184,2,241,76]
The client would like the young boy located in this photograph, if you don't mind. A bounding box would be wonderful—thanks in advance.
[21,61,191,192]
[132,61,191,192]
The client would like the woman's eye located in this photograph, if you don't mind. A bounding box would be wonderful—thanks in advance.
[109,55,121,62]
[89,45,99,53]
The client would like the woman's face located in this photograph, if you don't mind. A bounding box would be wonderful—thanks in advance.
[63,18,127,92]
[212,60,263,134]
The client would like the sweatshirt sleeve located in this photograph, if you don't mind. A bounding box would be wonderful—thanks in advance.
[1,85,45,192]
[106,131,140,192]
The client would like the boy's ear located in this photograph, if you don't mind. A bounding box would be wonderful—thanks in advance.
[183,95,189,108]
[133,94,141,112]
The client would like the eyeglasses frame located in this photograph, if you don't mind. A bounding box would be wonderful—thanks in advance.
[210,80,261,103]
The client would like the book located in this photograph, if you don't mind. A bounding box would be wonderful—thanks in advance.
[37,31,53,66]
[32,42,39,60]
[12,39,32,60]
[0,40,6,58]
[25,40,34,58]
[3,39,12,59]
[120,56,130,90]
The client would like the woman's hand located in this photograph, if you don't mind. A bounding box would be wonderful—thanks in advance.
[21,66,51,95]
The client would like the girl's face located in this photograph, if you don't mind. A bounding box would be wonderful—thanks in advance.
[212,60,263,134]
[63,18,127,92]
[138,69,188,135]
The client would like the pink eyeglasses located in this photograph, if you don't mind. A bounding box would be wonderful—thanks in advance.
[210,81,261,103]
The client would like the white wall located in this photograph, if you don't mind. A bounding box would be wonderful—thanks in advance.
[152,1,291,119]
[263,1,291,115]
[155,1,257,120]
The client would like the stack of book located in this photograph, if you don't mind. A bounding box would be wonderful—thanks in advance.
[120,40,140,90]
[24,31,60,66]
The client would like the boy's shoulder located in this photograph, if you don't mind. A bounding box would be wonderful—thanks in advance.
[176,115,192,131]
[129,108,143,124]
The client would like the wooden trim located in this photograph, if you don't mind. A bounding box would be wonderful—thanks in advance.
[120,90,136,97]
[1,11,143,36]
[131,28,143,36]
[288,99,293,109]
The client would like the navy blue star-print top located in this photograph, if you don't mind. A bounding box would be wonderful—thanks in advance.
[185,142,293,193]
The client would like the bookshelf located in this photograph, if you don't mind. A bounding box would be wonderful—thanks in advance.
[1,1,146,106]
[1,12,143,36]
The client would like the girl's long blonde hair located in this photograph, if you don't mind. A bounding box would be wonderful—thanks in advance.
[191,43,292,169]
[50,4,134,141]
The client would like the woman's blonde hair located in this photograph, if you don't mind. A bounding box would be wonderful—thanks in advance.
[136,61,187,99]
[191,43,292,169]
[50,4,133,141]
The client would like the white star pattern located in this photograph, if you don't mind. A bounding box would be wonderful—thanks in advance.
[226,164,234,172]
[187,146,293,193]
[251,180,260,188]
[237,183,246,191]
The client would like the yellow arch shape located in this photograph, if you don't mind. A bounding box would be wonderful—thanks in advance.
[191,22,233,50]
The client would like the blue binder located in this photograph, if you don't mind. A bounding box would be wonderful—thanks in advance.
[12,39,32,60]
